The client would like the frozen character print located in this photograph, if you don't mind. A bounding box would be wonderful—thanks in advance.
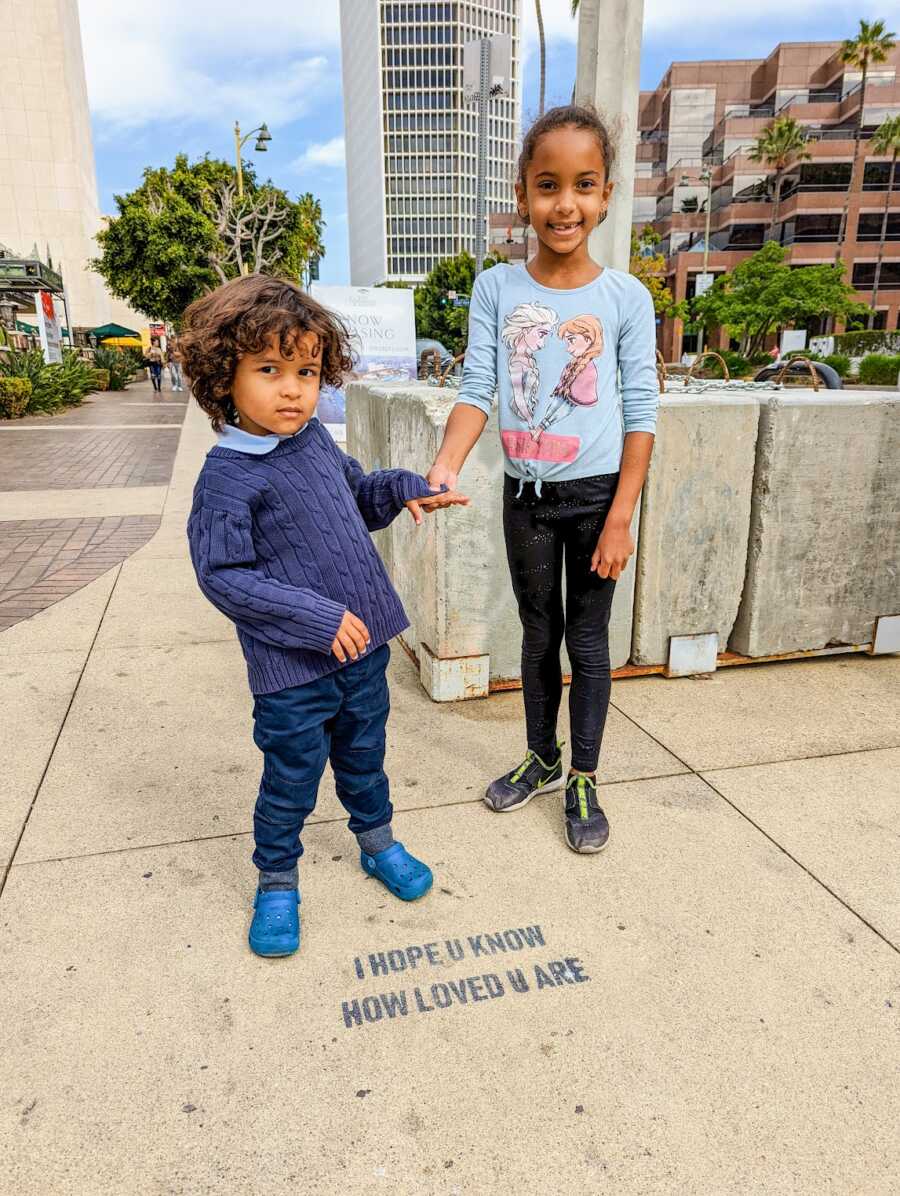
[501,302,558,424]
[538,314,604,434]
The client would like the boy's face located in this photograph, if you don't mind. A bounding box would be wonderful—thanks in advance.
[231,331,322,437]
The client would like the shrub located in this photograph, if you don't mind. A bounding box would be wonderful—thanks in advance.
[834,330,900,356]
[697,349,753,378]
[93,345,138,390]
[822,353,851,378]
[93,368,110,391]
[0,348,98,411]
[0,377,32,418]
[858,353,900,386]
[55,350,100,406]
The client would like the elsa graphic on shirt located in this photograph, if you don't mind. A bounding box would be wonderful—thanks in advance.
[501,302,558,424]
[537,314,604,434]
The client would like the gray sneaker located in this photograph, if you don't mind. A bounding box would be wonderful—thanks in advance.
[564,773,610,853]
[485,748,564,813]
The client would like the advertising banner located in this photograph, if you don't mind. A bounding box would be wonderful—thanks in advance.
[36,290,62,363]
[310,284,417,431]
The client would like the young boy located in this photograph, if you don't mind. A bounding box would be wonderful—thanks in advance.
[182,274,466,959]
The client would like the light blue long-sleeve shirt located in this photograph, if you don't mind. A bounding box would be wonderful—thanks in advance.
[455,263,658,490]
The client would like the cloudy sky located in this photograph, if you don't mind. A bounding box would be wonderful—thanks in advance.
[79,0,887,284]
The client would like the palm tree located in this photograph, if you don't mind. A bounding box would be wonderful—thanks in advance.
[834,18,897,265]
[868,114,900,327]
[535,0,546,116]
[749,117,812,242]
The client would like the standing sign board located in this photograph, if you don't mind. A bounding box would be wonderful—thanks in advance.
[36,290,62,363]
[694,272,715,297]
[309,285,417,432]
[780,329,807,355]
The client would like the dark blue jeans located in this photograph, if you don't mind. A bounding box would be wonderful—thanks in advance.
[251,644,393,874]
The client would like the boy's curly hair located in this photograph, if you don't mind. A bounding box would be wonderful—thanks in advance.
[179,274,355,430]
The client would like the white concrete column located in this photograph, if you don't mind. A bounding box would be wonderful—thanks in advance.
[574,0,644,272]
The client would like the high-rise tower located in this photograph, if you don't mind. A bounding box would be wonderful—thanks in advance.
[340,0,522,285]
[0,0,110,326]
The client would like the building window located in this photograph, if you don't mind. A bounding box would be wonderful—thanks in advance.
[857,212,900,242]
[852,261,900,289]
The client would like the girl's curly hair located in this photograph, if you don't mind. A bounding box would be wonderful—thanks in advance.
[179,274,355,430]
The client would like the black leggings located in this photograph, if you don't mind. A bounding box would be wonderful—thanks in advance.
[503,473,618,772]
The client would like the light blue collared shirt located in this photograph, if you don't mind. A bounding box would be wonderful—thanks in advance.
[215,422,308,456]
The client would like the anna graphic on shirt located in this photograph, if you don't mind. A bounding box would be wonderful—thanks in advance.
[537,314,604,434]
[501,302,558,424]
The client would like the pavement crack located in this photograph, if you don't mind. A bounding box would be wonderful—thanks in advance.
[610,699,900,957]
[0,563,123,900]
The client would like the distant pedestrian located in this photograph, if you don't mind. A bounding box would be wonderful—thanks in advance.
[427,105,659,855]
[167,338,184,391]
[180,274,468,959]
[147,339,163,393]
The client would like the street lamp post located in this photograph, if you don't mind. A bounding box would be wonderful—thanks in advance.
[682,168,713,355]
[233,121,272,201]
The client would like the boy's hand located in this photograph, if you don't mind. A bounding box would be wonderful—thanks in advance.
[332,611,370,663]
[591,519,634,580]
[405,488,470,526]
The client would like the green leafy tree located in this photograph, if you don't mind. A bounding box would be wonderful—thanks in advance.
[630,226,687,319]
[408,252,506,354]
[868,115,900,326]
[835,18,896,263]
[692,241,866,357]
[93,154,326,324]
[749,116,811,237]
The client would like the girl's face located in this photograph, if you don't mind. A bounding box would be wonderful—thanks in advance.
[522,324,551,352]
[562,330,591,356]
[516,126,614,259]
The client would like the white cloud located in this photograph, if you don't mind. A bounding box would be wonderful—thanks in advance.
[292,137,346,172]
[521,0,882,44]
[78,0,339,129]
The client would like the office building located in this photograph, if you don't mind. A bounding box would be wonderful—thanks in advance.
[340,0,522,285]
[634,41,900,358]
[0,0,111,328]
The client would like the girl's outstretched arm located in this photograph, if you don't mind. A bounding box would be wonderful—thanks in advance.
[427,268,498,488]
[427,403,487,489]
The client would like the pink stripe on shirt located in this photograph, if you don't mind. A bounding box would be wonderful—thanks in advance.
[501,429,581,464]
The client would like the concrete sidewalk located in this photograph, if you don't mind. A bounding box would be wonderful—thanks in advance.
[2,401,899,1195]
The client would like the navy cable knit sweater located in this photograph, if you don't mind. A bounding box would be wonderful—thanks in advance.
[187,418,433,694]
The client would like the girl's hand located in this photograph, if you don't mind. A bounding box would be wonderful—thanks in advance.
[591,519,634,580]
[426,462,459,491]
[332,611,370,662]
[405,489,470,526]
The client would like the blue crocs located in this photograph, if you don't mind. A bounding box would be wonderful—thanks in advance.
[360,842,433,902]
[248,888,300,958]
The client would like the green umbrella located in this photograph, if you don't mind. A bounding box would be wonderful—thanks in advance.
[90,322,141,340]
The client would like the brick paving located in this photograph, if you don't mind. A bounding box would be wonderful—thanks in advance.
[0,382,188,632]
[0,427,182,490]
[15,397,186,427]
[0,516,162,630]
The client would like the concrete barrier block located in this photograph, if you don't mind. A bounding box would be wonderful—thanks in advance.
[346,382,636,695]
[419,643,490,701]
[730,392,900,656]
[632,394,760,666]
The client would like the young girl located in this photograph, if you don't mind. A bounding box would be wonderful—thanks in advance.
[427,106,658,854]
